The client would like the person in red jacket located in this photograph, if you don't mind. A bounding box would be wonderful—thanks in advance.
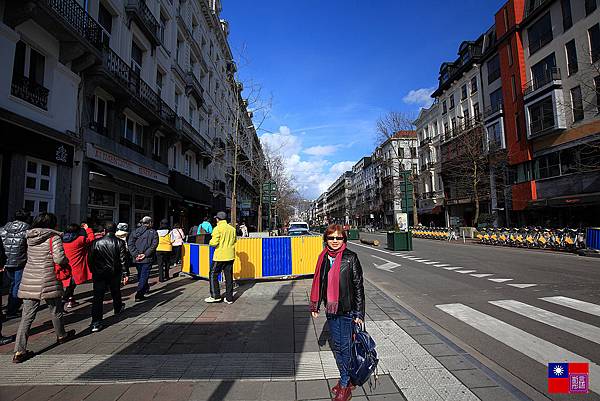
[62,223,94,309]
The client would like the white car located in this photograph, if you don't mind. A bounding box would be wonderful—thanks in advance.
[288,221,311,235]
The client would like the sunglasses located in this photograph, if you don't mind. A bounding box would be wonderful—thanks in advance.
[326,236,344,241]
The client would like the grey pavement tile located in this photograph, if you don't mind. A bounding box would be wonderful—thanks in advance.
[390,369,429,389]
[401,385,444,401]
[81,384,130,401]
[13,385,65,401]
[296,379,331,400]
[436,355,475,371]
[110,382,162,401]
[260,381,296,400]
[362,374,399,396]
[470,386,523,401]
[412,334,443,345]
[187,381,225,401]
[452,369,498,389]
[152,382,195,401]
[421,343,458,357]
[401,326,430,335]
[367,394,407,401]
[0,386,34,401]
[434,385,479,401]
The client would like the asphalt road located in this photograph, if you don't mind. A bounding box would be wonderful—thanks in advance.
[349,233,600,401]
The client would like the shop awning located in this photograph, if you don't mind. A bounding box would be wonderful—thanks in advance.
[90,163,182,199]
[528,192,600,208]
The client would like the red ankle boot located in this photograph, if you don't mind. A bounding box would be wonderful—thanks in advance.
[333,385,352,401]
[332,382,356,396]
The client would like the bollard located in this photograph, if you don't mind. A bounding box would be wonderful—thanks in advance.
[360,238,380,246]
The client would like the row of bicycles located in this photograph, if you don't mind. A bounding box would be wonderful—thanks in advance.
[476,227,587,251]
[410,227,458,241]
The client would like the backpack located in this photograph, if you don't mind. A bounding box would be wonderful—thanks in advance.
[350,322,378,387]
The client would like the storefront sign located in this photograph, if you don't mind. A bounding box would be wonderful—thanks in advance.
[86,143,168,184]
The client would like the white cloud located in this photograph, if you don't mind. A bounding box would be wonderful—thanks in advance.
[304,145,339,157]
[259,125,302,155]
[402,87,435,107]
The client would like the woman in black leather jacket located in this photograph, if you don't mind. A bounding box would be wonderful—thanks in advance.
[310,224,365,401]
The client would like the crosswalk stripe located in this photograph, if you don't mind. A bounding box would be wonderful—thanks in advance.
[507,284,537,289]
[422,261,440,265]
[412,259,429,262]
[490,300,600,344]
[470,274,493,278]
[488,278,513,283]
[434,264,450,267]
[540,296,600,318]
[443,267,462,270]
[456,270,477,274]
[436,303,600,394]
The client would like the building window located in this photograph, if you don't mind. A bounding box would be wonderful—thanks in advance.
[443,122,449,136]
[503,7,509,31]
[156,70,164,99]
[487,121,503,150]
[561,0,572,31]
[571,86,584,122]
[131,41,143,75]
[565,40,578,75]
[124,116,143,146]
[528,12,553,55]
[410,147,417,158]
[174,92,180,114]
[489,88,503,112]
[442,100,447,114]
[471,76,478,93]
[586,0,597,16]
[487,54,501,84]
[24,158,55,216]
[184,153,192,176]
[529,96,555,136]
[159,12,168,44]
[92,95,108,134]
[11,40,48,110]
[153,134,162,157]
[449,94,455,109]
[98,2,112,46]
[590,24,600,63]
[595,76,600,113]
[473,103,480,120]
[534,152,560,179]
[461,84,468,100]
[451,118,456,132]
[531,52,557,87]
[463,108,470,124]
[507,42,513,66]
[511,75,517,101]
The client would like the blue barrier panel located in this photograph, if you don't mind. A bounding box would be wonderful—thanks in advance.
[190,244,200,275]
[587,228,600,250]
[262,237,292,277]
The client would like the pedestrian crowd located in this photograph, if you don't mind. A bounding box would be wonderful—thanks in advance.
[0,209,235,364]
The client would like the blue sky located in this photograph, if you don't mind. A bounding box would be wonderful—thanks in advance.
[222,0,506,199]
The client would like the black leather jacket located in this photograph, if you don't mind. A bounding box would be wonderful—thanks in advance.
[0,220,29,269]
[88,233,129,278]
[317,248,365,319]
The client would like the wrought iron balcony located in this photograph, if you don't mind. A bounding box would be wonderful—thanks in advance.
[483,103,503,119]
[524,67,561,97]
[185,71,205,104]
[11,75,49,110]
[125,0,161,47]
[177,117,212,156]
[420,137,432,146]
[43,0,104,50]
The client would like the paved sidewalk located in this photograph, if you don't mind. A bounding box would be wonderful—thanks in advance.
[0,266,526,401]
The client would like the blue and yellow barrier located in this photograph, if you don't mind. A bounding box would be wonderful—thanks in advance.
[181,236,323,280]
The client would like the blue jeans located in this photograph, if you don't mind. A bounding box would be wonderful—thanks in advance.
[5,269,24,315]
[327,313,353,387]
[135,263,152,296]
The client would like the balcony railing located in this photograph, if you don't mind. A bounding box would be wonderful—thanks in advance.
[11,75,49,110]
[43,0,104,50]
[483,103,503,119]
[524,67,561,97]
[185,71,204,103]
[177,117,212,154]
[525,0,552,17]
[125,0,161,46]
[420,137,432,146]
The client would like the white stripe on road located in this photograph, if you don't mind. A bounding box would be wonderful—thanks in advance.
[436,303,600,394]
[443,267,462,270]
[490,300,600,345]
[541,296,600,318]
[456,270,477,274]
[507,284,537,289]
[434,264,450,267]
[470,274,494,278]
[422,261,440,265]
[412,259,429,262]
[488,278,513,283]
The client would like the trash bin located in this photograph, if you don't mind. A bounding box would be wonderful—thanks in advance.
[586,227,600,250]
[387,231,413,251]
[347,229,359,240]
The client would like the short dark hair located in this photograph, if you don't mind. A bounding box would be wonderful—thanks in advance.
[323,224,347,243]
[159,219,170,229]
[104,222,117,233]
[31,213,57,229]
[174,222,181,228]
[66,223,80,234]
[14,209,31,223]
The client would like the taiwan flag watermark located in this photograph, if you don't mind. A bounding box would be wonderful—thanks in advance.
[548,362,589,394]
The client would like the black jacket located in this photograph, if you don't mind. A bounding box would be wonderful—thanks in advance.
[317,248,365,319]
[128,225,158,264]
[0,220,29,269]
[88,233,129,278]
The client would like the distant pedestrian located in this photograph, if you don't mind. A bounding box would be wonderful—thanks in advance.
[205,212,236,304]
[310,224,365,401]
[170,223,185,266]
[198,217,213,244]
[239,221,249,237]
[128,216,158,301]
[156,219,173,282]
[188,223,198,243]
[62,223,94,309]
[13,212,75,364]
[88,222,129,332]
[0,209,31,318]
[0,236,15,345]
[115,223,129,243]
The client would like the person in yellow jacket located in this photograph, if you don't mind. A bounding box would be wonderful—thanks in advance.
[156,219,173,282]
[205,211,237,304]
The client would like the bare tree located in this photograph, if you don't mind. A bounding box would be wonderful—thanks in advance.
[374,111,420,227]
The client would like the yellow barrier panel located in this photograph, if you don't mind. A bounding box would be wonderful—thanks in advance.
[234,238,263,279]
[199,245,211,278]
[182,243,191,274]
[291,236,323,276]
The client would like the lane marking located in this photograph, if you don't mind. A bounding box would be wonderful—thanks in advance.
[371,255,401,272]
[436,303,600,394]
[541,296,600,317]
[456,270,477,274]
[443,267,462,270]
[412,259,429,262]
[434,264,450,267]
[470,274,494,278]
[488,278,513,283]
[507,284,537,289]
[422,261,441,265]
[490,300,600,344]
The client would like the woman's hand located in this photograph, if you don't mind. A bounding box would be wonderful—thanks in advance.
[311,311,319,318]
[354,318,363,325]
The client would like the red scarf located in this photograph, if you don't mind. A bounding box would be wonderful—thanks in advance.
[310,243,347,314]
